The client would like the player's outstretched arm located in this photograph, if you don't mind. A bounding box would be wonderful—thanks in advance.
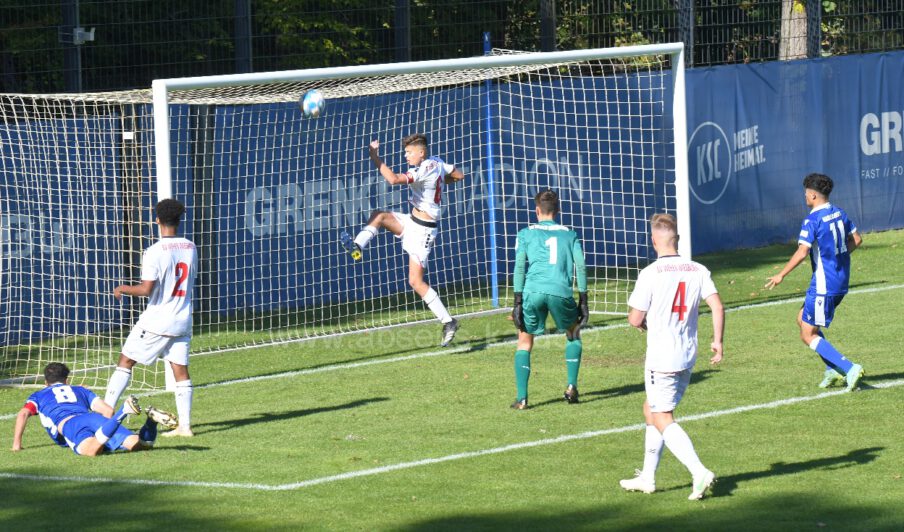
[765,243,809,289]
[368,139,408,185]
[11,407,31,451]
[705,293,724,364]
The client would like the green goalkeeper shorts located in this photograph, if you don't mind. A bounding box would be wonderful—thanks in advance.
[522,292,578,336]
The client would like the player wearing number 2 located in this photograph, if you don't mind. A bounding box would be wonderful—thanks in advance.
[104,198,197,437]
[620,213,724,500]
[765,173,864,391]
[509,189,589,410]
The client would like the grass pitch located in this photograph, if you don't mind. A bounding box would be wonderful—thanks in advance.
[1,229,903,531]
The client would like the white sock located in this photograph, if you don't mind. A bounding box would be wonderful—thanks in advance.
[641,424,664,481]
[93,428,110,445]
[354,226,378,249]
[662,422,707,478]
[105,367,132,407]
[174,380,193,429]
[422,288,452,323]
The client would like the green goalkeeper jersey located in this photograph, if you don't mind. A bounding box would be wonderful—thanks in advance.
[513,220,587,298]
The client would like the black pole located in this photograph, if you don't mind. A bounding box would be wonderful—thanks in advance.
[540,0,556,52]
[677,0,694,68]
[806,0,822,58]
[62,0,81,92]
[235,0,253,73]
[394,0,411,62]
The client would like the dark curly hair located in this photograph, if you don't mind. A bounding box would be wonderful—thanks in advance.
[156,198,186,227]
[803,173,833,198]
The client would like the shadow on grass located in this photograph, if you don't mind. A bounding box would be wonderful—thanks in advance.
[148,444,211,452]
[0,478,238,531]
[709,446,884,498]
[527,370,718,408]
[192,397,389,435]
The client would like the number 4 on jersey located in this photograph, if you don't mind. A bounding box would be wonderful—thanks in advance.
[671,281,687,321]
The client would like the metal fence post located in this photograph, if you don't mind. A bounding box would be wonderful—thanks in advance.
[61,0,82,92]
[235,0,253,73]
[540,0,556,52]
[677,0,694,68]
[394,0,411,62]
[806,0,822,58]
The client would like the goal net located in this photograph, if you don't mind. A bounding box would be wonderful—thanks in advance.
[0,44,688,389]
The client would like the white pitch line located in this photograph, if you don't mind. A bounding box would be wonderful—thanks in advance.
[1,283,902,421]
[3,378,902,492]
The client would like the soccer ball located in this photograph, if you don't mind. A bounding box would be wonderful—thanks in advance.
[300,89,325,118]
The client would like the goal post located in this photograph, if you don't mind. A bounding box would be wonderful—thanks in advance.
[1,43,688,388]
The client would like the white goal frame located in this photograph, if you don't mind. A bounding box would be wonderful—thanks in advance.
[152,43,691,257]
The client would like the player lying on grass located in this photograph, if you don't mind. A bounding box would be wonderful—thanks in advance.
[11,362,177,456]
[509,189,588,410]
[341,134,465,347]
[765,173,864,391]
[620,213,724,500]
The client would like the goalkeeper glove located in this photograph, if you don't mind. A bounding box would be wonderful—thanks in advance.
[577,292,589,327]
[512,293,525,331]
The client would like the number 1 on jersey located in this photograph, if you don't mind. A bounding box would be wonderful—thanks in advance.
[544,237,558,265]
[671,281,687,321]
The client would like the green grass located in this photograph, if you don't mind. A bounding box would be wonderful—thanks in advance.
[2,229,903,531]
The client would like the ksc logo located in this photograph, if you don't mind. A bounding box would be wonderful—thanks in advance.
[688,121,732,204]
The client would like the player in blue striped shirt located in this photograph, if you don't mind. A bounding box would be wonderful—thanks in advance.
[765,173,864,391]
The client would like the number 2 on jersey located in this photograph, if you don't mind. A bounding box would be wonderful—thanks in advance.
[671,282,687,321]
[172,262,189,297]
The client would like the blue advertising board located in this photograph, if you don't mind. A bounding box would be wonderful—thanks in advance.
[686,51,904,253]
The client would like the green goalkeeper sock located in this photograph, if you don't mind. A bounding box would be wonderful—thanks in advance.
[565,339,582,387]
[514,350,531,401]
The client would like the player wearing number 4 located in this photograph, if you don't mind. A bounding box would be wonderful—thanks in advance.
[620,213,724,500]
[105,198,197,437]
[510,190,589,410]
[765,173,864,391]
[12,362,176,455]
[341,134,465,347]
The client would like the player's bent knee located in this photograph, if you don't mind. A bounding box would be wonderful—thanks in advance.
[122,434,142,451]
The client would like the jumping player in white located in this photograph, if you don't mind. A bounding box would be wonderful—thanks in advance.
[104,198,197,437]
[620,213,725,500]
[341,134,465,347]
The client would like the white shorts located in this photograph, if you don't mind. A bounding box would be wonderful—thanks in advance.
[645,368,692,413]
[392,212,437,267]
[122,327,191,366]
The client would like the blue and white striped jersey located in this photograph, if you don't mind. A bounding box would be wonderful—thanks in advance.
[797,203,858,296]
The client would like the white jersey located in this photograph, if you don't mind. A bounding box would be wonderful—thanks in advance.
[135,237,198,336]
[628,255,717,372]
[404,155,454,221]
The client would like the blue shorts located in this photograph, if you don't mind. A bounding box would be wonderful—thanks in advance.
[60,413,134,455]
[801,292,845,328]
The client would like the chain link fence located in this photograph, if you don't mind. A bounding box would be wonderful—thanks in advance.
[1,1,902,93]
